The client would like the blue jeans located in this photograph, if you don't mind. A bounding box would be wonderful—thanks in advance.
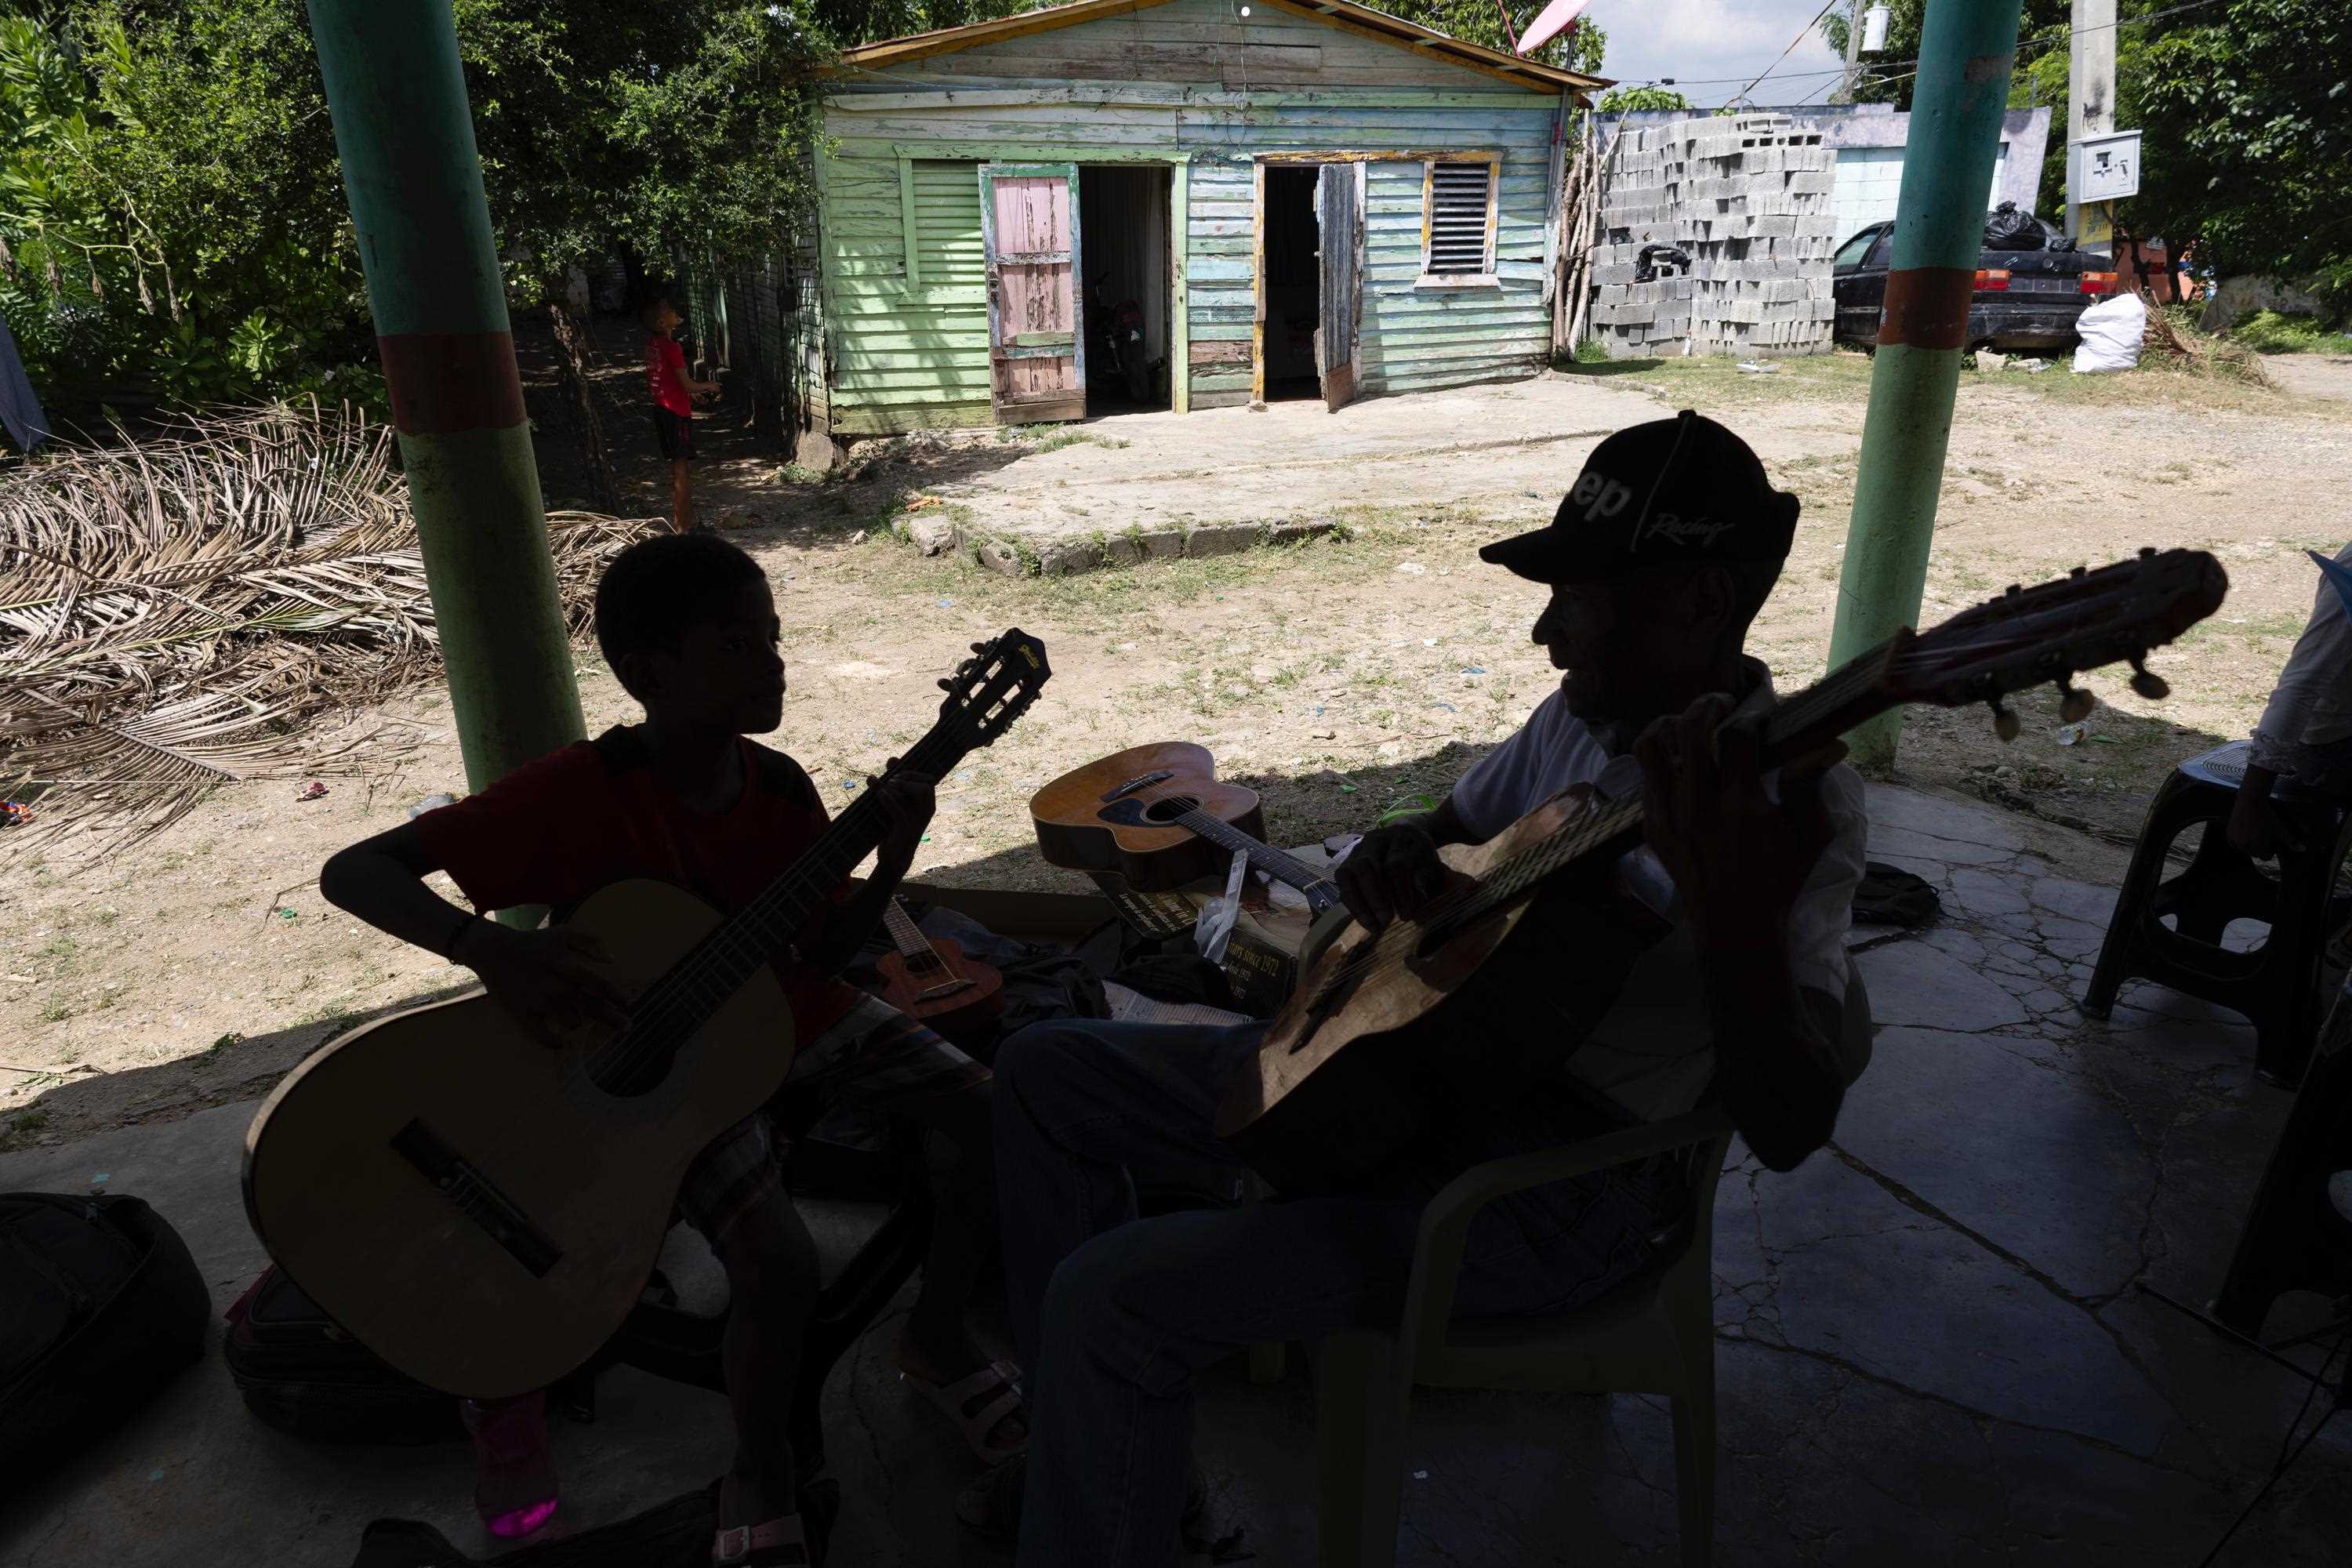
[994,1017,1685,1568]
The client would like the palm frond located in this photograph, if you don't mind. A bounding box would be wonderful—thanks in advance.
[0,403,664,859]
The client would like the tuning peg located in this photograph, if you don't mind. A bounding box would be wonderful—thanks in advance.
[1989,697,2020,743]
[2005,583,2022,597]
[971,641,989,654]
[2129,655,2170,701]
[2069,565,2087,579]
[2056,677,2096,724]
[938,677,954,691]
[2138,545,2157,559]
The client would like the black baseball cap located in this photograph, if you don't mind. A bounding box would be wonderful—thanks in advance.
[1480,411,1799,584]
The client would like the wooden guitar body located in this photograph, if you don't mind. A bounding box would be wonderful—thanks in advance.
[1030,741,1271,892]
[875,935,1004,1040]
[1216,792,1659,1191]
[1214,549,2230,1192]
[242,878,793,1399]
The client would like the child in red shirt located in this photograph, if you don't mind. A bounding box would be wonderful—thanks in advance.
[320,533,1024,1565]
[644,297,721,534]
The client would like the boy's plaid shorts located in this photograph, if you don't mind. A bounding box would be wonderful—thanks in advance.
[676,993,985,1243]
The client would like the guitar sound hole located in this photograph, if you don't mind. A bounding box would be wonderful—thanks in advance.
[1139,796,1200,824]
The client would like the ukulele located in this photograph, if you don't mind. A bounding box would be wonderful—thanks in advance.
[874,898,1004,1040]
[241,632,1050,1399]
[1216,550,2230,1192]
[1029,741,1344,915]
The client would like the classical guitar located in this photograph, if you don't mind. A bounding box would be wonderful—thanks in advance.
[242,633,1051,1399]
[1216,550,2230,1192]
[1030,741,1344,916]
[874,898,1004,1041]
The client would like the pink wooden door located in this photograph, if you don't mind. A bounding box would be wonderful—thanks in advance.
[981,164,1085,423]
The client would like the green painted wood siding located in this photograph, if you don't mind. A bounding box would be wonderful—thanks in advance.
[816,0,1564,431]
[821,155,995,431]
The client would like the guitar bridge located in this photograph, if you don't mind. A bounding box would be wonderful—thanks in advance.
[391,1119,563,1278]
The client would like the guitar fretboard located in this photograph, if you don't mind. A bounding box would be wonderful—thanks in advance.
[588,719,977,1091]
[1174,808,1342,916]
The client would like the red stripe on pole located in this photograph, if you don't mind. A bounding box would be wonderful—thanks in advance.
[1875,267,1976,351]
[377,332,528,435]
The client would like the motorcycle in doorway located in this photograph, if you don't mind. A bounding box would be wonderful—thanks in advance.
[1087,277,1152,405]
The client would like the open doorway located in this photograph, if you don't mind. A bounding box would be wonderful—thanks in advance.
[1077,165,1172,412]
[1260,165,1321,401]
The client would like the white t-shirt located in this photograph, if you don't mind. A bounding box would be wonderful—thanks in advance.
[1446,667,1870,1120]
[2251,539,2352,774]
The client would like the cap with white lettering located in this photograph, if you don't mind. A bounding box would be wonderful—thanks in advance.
[1479,410,1798,584]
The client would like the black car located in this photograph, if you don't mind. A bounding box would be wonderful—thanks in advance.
[1831,221,2120,353]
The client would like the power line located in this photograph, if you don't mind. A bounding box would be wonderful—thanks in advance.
[1729,0,1846,111]
[1712,0,2233,110]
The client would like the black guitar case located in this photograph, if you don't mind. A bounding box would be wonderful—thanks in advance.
[0,1192,209,1473]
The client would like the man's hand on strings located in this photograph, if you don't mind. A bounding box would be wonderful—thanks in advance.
[1634,694,1840,949]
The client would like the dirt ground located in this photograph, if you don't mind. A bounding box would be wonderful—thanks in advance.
[5,336,2350,1147]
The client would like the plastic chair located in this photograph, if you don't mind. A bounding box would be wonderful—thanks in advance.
[1313,1107,1738,1568]
[2081,739,2352,1085]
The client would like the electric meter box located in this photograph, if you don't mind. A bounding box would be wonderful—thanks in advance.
[2070,130,2141,205]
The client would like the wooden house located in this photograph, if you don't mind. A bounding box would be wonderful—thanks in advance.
[810,0,1598,437]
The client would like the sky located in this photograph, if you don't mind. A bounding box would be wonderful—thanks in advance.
[1577,0,1851,109]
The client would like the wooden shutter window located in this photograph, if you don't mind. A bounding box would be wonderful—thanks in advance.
[1425,161,1495,278]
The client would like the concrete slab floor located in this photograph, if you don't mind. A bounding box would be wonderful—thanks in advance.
[895,377,1671,579]
[2,785,2348,1566]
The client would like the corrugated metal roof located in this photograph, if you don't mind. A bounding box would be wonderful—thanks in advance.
[834,0,1606,97]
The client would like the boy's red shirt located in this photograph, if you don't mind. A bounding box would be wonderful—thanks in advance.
[644,334,693,417]
[415,731,862,1038]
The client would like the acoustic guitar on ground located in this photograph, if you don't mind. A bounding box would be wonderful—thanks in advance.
[241,632,1051,1399]
[1216,550,2230,1192]
[873,898,1004,1042]
[1029,741,1343,916]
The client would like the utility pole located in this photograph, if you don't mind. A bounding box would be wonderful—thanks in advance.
[1838,0,1864,104]
[1825,0,2024,769]
[2067,0,2117,246]
[306,3,586,838]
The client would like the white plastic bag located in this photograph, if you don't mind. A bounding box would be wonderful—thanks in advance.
[1192,848,1250,967]
[2071,292,2146,374]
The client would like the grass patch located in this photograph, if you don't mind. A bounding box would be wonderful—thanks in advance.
[1030,430,1131,456]
[0,1109,49,1152]
[2227,309,2352,357]
[1593,350,1878,411]
[36,998,73,1024]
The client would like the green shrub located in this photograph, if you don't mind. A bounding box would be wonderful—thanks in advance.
[2227,309,2352,356]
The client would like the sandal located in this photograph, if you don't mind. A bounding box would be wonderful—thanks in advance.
[902,1357,1028,1465]
[713,1478,837,1567]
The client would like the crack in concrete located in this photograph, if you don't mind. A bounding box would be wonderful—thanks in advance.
[1715,1330,2223,1483]
[840,1305,910,1566]
[1809,1143,2236,1475]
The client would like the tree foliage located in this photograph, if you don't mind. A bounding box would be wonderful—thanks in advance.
[1596,85,1691,114]
[0,0,1007,420]
[2134,0,2351,304]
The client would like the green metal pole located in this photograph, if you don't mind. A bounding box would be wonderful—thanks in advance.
[307,0,585,811]
[1827,0,2024,768]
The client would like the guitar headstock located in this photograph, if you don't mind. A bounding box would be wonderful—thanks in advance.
[1883,548,2228,737]
[935,628,1051,752]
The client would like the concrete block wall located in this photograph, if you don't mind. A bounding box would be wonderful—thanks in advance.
[1589,114,1839,360]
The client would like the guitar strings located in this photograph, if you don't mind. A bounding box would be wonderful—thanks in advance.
[1115,775,1337,902]
[1290,641,1896,1016]
[567,705,990,1094]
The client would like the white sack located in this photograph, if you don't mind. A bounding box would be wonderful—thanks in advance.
[2071,292,2147,374]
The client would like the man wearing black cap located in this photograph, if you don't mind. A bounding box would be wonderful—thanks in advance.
[961,413,1869,1565]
